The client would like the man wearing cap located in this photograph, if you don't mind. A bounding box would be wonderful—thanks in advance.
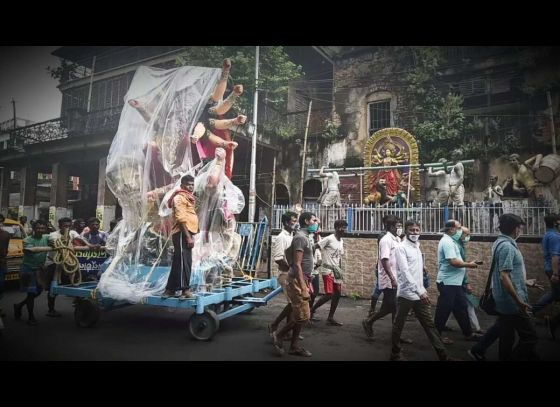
[434,219,481,344]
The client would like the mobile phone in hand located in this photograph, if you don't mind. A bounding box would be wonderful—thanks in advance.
[475,261,484,265]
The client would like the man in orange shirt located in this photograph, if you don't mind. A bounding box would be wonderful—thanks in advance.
[162,174,199,299]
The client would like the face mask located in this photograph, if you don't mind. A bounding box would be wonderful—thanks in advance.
[463,236,470,243]
[451,229,463,241]
[396,228,403,236]
[408,234,420,242]
[307,223,319,233]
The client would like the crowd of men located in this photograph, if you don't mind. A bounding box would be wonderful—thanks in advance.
[0,215,113,326]
[269,210,559,360]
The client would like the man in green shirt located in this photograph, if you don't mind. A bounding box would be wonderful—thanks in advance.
[13,220,60,326]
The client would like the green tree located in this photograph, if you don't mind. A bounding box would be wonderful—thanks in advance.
[389,47,487,162]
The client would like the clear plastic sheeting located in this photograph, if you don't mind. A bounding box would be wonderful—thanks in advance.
[98,64,245,302]
[157,149,245,291]
[189,149,244,290]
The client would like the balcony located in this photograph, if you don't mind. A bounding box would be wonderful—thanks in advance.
[0,106,124,153]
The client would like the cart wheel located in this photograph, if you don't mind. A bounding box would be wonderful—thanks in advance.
[188,310,220,341]
[74,299,100,328]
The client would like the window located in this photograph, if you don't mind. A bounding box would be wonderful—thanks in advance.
[368,99,391,134]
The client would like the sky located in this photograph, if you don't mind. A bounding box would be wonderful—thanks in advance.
[0,46,62,124]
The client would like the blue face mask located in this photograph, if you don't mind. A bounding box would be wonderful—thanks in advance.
[451,229,463,241]
[307,223,319,233]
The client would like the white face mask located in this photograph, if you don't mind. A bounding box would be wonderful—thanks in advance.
[408,234,420,242]
[396,228,403,236]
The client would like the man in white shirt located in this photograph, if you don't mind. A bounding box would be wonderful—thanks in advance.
[362,214,402,339]
[390,219,451,361]
[268,211,298,337]
[310,219,348,326]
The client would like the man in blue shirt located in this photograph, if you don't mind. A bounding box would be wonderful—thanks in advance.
[491,213,539,360]
[81,217,108,247]
[434,219,481,344]
[532,213,560,339]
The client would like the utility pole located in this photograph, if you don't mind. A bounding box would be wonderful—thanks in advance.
[299,99,312,205]
[11,99,16,129]
[547,90,557,154]
[248,46,260,222]
[271,154,277,209]
[87,55,97,113]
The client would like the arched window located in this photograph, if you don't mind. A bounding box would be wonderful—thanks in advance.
[303,179,322,204]
[274,183,290,206]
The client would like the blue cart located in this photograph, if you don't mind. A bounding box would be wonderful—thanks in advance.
[51,271,281,340]
[50,218,282,340]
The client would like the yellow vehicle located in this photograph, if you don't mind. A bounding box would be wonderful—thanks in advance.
[2,219,24,282]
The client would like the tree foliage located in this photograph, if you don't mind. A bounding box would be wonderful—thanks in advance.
[46,59,80,83]
[388,47,488,162]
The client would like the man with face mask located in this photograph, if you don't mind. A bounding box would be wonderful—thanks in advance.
[272,212,317,357]
[362,214,403,340]
[268,211,298,339]
[390,219,454,361]
[311,219,348,326]
[469,214,542,361]
[434,219,481,344]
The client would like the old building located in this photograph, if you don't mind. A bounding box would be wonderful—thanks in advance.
[0,46,278,228]
[277,46,560,206]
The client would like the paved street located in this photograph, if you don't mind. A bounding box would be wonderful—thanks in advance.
[1,286,559,361]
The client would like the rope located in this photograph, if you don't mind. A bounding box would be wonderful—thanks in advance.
[52,230,81,285]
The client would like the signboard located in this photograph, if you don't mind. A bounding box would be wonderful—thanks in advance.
[76,249,109,279]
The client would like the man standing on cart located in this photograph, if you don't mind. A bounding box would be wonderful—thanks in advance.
[162,174,199,299]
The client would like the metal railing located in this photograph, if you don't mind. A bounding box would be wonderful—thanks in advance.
[9,118,70,147]
[2,106,124,150]
[234,218,269,277]
[272,201,558,237]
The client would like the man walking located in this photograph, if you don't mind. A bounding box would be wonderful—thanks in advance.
[491,214,539,360]
[434,219,481,344]
[272,212,318,357]
[362,215,402,339]
[311,219,348,326]
[268,211,298,337]
[390,220,453,361]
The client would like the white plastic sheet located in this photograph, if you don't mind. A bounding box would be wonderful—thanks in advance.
[98,65,244,302]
